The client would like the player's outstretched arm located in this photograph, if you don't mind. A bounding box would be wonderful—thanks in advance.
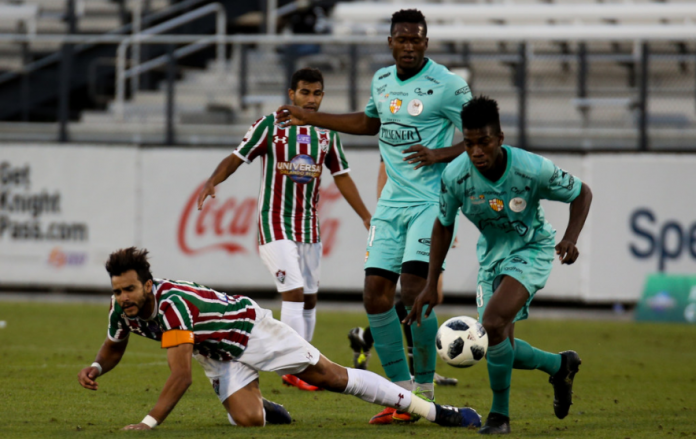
[402,140,467,170]
[122,343,194,430]
[556,183,593,265]
[197,153,245,210]
[404,218,454,326]
[275,107,381,136]
[77,337,129,391]
[334,173,372,230]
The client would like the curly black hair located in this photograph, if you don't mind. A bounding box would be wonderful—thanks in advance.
[391,9,427,36]
[105,247,153,284]
[460,95,502,133]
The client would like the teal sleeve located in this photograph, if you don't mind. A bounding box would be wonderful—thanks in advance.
[438,176,462,227]
[538,157,583,203]
[440,76,472,132]
[365,94,379,119]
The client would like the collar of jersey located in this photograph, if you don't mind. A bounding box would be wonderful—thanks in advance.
[471,145,512,186]
[392,58,432,86]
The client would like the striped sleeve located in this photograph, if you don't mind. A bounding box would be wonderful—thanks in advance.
[326,131,350,176]
[107,296,129,342]
[158,295,197,331]
[234,115,272,163]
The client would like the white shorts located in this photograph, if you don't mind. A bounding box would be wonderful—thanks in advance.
[194,302,321,403]
[258,239,322,294]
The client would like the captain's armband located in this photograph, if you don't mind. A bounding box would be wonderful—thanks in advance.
[161,330,194,349]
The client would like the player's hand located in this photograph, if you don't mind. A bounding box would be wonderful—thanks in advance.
[77,366,100,390]
[275,105,308,128]
[403,144,439,170]
[197,180,216,210]
[555,239,579,265]
[403,286,442,326]
[122,423,152,431]
[362,216,371,231]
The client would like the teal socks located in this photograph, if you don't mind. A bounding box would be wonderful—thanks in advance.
[513,338,561,375]
[367,307,411,383]
[406,306,438,387]
[486,338,514,417]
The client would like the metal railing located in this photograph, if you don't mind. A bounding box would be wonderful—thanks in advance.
[114,2,226,120]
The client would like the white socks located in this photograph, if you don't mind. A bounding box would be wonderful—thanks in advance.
[281,301,305,338]
[303,308,316,341]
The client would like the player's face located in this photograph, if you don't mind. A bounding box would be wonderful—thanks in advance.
[111,270,153,318]
[463,125,505,174]
[288,81,324,112]
[389,23,428,72]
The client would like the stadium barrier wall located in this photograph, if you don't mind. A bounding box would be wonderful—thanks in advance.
[1,145,695,303]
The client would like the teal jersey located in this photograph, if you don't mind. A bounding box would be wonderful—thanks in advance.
[439,146,583,271]
[365,58,472,206]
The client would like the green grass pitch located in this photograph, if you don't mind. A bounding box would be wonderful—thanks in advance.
[1,301,695,438]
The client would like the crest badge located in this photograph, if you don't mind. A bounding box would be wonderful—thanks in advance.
[509,197,527,212]
[275,270,286,284]
[389,98,402,114]
[319,137,330,152]
[489,199,504,212]
[407,99,423,116]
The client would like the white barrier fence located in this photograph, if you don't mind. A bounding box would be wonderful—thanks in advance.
[1,145,695,302]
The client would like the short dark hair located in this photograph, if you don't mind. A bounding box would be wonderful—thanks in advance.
[290,67,323,91]
[391,9,427,36]
[105,247,153,284]
[461,95,502,133]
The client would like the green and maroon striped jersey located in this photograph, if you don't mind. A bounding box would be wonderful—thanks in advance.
[233,114,350,244]
[107,278,257,361]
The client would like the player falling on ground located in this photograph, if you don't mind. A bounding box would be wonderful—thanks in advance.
[276,9,472,424]
[198,68,372,391]
[77,247,482,430]
[348,158,458,387]
[405,96,593,435]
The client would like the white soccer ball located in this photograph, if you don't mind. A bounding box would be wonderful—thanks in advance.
[436,316,488,368]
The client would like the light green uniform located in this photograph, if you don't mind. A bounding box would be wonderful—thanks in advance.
[364,58,472,274]
[439,145,582,320]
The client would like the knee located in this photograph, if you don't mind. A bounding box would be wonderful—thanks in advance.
[231,409,265,427]
[304,294,317,310]
[482,314,509,343]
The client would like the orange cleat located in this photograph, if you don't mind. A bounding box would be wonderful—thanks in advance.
[392,410,419,423]
[281,374,322,391]
[369,407,396,425]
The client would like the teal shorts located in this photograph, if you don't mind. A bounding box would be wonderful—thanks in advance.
[475,244,554,323]
[364,203,458,275]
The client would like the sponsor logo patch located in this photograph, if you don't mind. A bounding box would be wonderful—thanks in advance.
[418,238,431,246]
[277,155,322,184]
[509,197,527,212]
[407,99,423,116]
[297,134,311,143]
[379,122,422,147]
[455,86,470,96]
[379,72,392,80]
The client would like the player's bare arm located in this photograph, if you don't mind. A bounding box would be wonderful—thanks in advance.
[197,153,245,210]
[334,173,372,230]
[403,218,454,326]
[556,183,593,265]
[275,108,381,136]
[122,342,194,430]
[403,140,467,170]
[77,337,129,391]
[376,161,387,199]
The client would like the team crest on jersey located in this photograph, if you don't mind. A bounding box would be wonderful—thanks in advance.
[276,270,286,284]
[319,137,330,152]
[389,99,402,114]
[489,199,504,212]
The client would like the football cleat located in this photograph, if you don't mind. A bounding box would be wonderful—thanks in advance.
[369,407,396,425]
[281,374,322,391]
[549,350,582,419]
[348,327,372,370]
[434,404,482,428]
[434,373,458,386]
[478,412,511,435]
[262,398,292,425]
[392,410,419,423]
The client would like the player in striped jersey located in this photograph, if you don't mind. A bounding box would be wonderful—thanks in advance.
[197,68,371,391]
[77,247,482,430]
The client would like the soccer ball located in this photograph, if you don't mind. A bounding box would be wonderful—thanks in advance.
[436,316,488,368]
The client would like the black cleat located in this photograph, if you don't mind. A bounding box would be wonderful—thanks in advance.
[348,327,372,370]
[478,412,511,435]
[262,398,292,424]
[434,372,458,386]
[549,350,582,419]
[434,404,482,428]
